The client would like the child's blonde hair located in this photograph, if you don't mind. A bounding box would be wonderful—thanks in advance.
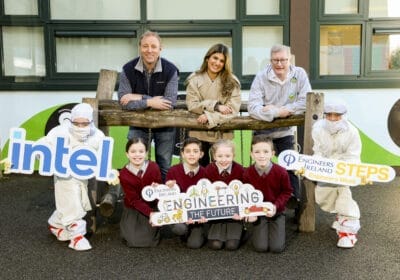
[210,139,235,156]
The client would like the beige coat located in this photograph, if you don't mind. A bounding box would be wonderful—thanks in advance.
[185,72,241,143]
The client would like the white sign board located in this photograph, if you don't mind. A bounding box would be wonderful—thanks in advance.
[278,150,396,186]
[142,179,274,226]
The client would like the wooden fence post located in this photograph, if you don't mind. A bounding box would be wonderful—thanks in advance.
[82,69,118,232]
[299,92,324,232]
[96,69,118,137]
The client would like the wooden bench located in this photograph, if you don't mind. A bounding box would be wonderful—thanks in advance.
[84,69,325,232]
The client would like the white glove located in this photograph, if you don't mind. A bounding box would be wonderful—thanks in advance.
[107,169,120,186]
[0,158,12,174]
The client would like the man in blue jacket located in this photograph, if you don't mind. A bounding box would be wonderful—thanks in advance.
[118,31,179,181]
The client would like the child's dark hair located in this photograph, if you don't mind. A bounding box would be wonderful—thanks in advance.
[125,137,148,152]
[181,137,203,152]
[251,134,275,151]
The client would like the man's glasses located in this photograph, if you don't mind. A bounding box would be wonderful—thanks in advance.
[271,58,289,65]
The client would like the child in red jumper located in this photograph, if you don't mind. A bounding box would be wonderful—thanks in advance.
[119,137,162,247]
[204,139,244,250]
[120,137,187,247]
[243,134,292,253]
[166,137,207,248]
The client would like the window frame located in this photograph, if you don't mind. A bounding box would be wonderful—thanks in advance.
[311,0,400,89]
[239,0,288,21]
[365,21,400,77]
[0,0,290,90]
[47,24,138,82]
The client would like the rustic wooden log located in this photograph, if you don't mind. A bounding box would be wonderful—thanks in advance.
[99,99,249,112]
[299,92,324,232]
[97,101,305,130]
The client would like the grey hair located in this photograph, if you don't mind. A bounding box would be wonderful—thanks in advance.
[270,44,291,57]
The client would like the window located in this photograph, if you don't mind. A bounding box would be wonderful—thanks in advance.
[245,0,280,16]
[324,0,358,14]
[161,35,232,73]
[147,0,235,20]
[50,0,140,20]
[369,0,400,18]
[371,30,400,71]
[2,26,45,77]
[0,0,289,90]
[4,0,38,15]
[242,26,283,75]
[319,25,361,75]
[311,0,400,88]
[53,31,137,73]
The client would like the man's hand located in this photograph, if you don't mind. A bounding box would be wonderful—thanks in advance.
[278,107,293,118]
[147,96,172,110]
[119,93,142,106]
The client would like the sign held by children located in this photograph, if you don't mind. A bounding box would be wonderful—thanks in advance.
[142,179,274,226]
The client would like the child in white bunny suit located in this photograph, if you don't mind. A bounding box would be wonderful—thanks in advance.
[45,103,105,251]
[312,99,361,248]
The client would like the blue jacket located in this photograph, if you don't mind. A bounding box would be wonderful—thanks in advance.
[122,57,178,97]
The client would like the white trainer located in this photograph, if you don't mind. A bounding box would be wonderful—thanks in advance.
[49,225,70,241]
[337,232,357,248]
[331,220,339,230]
[68,235,92,251]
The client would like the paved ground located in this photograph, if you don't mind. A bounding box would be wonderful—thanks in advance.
[1,173,400,280]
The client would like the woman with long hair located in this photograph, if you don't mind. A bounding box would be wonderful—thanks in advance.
[185,43,241,166]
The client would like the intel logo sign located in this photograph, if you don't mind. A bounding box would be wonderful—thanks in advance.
[7,128,114,181]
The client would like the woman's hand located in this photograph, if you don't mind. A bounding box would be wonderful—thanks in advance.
[197,114,208,124]
[217,104,233,115]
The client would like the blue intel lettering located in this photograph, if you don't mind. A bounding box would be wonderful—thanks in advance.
[8,128,114,181]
